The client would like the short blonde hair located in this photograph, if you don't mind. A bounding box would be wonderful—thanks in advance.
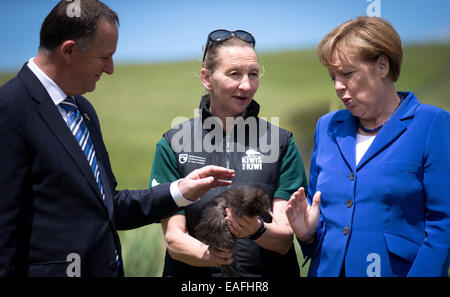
[316,16,403,82]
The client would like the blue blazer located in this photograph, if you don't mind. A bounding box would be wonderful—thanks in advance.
[301,92,450,277]
[0,64,180,276]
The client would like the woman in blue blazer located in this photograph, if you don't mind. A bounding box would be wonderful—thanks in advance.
[286,16,450,277]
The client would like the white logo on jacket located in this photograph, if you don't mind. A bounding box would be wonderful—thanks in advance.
[242,149,263,170]
[179,154,206,165]
[179,154,188,164]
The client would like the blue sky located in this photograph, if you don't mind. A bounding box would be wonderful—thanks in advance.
[1,0,450,72]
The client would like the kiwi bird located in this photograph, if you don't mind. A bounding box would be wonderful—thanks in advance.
[194,186,272,276]
[224,185,272,218]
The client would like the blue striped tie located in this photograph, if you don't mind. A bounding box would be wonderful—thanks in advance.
[60,97,121,270]
[60,97,106,205]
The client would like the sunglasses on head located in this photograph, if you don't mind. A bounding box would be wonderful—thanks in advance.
[202,29,256,63]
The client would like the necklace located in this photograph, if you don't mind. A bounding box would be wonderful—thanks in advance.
[357,119,384,133]
[357,98,403,134]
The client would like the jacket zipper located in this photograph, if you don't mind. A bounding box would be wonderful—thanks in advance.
[225,134,231,169]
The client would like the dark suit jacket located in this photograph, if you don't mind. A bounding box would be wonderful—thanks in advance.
[0,64,180,277]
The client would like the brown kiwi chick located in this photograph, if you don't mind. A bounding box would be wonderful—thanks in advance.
[224,186,271,218]
[194,186,271,276]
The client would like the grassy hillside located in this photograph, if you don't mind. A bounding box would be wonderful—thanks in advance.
[1,44,449,276]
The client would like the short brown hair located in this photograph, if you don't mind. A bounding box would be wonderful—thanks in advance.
[39,0,119,51]
[203,37,256,72]
[316,16,403,82]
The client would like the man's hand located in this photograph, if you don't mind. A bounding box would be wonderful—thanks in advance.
[178,165,235,201]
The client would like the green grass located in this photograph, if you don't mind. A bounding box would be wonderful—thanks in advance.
[1,44,449,276]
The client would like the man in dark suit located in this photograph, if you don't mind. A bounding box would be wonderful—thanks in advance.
[0,0,234,277]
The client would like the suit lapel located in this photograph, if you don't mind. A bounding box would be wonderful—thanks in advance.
[18,65,106,211]
[39,98,104,203]
[97,161,115,220]
[333,111,357,172]
[356,119,406,170]
[76,97,115,216]
[356,92,419,170]
[332,92,419,172]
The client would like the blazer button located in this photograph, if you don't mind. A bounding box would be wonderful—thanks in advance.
[349,172,355,181]
[343,226,350,235]
[346,200,353,208]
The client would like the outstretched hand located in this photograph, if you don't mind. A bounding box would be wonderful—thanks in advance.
[285,187,321,243]
[179,165,235,201]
